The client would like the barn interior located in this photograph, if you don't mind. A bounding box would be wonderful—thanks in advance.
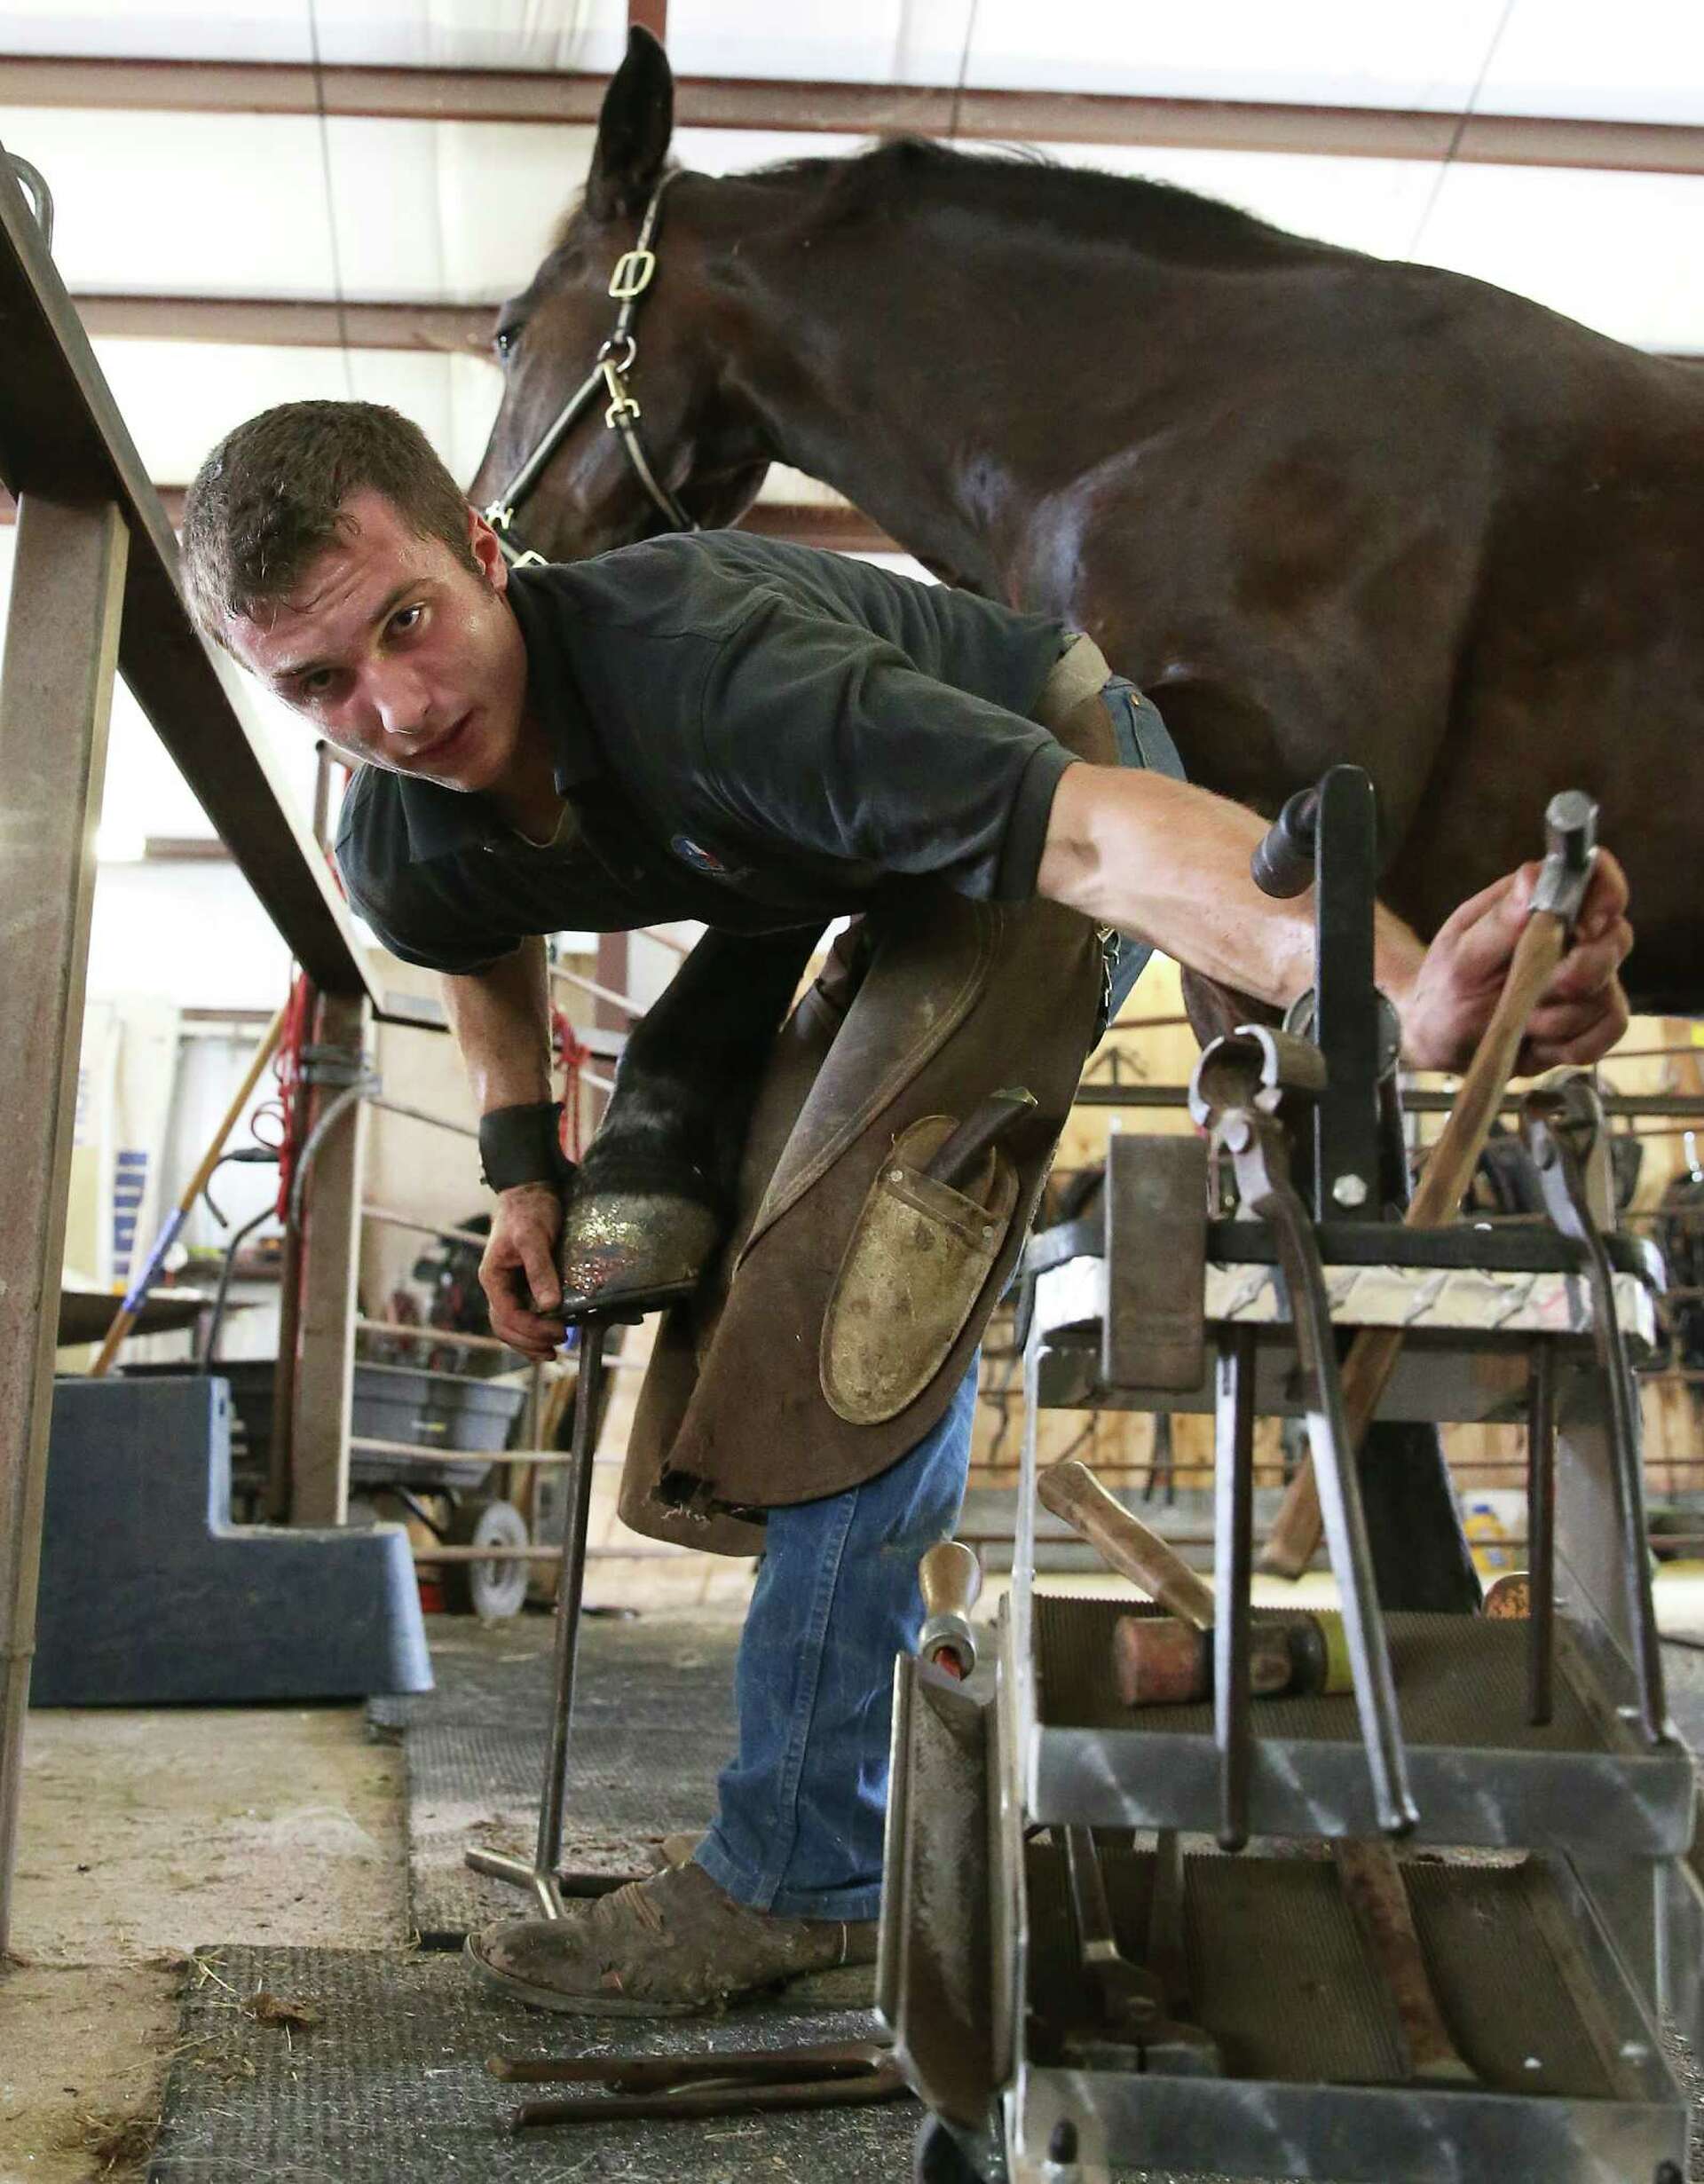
[4,6,1704,2182]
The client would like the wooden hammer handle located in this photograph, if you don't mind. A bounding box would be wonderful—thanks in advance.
[1334,1841,1476,2082]
[1038,1457,1216,1630]
[1260,911,1566,1579]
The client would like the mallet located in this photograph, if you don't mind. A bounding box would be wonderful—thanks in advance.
[1110,1607,1353,1708]
[1037,1457,1352,1706]
[1260,790,1599,1581]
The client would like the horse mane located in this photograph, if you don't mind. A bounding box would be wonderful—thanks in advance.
[751,138,1329,267]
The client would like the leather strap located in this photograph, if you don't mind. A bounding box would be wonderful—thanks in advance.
[479,1100,577,1192]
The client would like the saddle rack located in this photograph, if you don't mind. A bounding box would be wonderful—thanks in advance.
[880,769,1704,2184]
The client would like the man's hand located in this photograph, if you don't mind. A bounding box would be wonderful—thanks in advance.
[1400,848,1633,1076]
[481,1182,568,1360]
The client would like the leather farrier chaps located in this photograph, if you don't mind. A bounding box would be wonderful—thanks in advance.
[616,635,1126,1555]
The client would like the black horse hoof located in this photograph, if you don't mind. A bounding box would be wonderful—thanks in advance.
[557,1188,722,1320]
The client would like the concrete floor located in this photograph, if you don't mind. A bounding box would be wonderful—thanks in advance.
[5,1573,1704,2182]
[0,1702,408,2183]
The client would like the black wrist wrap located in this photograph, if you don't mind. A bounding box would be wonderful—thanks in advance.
[478,1100,577,1193]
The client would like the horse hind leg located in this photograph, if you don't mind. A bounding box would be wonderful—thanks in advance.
[1356,1423,1480,1611]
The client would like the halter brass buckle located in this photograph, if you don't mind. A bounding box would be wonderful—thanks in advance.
[601,359,641,428]
[608,247,657,303]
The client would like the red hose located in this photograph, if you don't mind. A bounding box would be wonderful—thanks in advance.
[552,1005,590,1163]
[251,972,314,1220]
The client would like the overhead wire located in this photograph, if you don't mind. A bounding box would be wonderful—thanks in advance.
[305,0,358,398]
[1404,0,1519,262]
[947,0,982,142]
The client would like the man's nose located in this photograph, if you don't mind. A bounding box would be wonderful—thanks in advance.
[367,658,432,741]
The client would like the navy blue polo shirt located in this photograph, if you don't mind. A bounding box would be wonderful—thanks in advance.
[335,530,1074,974]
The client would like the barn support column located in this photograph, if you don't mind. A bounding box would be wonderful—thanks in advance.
[0,495,128,1954]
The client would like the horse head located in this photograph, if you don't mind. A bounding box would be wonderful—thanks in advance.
[469,28,770,563]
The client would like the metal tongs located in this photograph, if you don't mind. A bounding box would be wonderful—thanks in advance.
[488,2037,908,2131]
[1190,1024,1416,1838]
[1521,1070,1670,1746]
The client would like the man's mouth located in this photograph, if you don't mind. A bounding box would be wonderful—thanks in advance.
[411,711,474,770]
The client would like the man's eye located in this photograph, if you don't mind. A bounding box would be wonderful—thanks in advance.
[391,604,424,636]
[301,670,335,698]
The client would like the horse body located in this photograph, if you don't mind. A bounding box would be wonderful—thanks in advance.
[476,36,1684,1607]
[472,37,1704,1009]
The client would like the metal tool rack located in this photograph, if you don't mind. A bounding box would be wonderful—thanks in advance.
[880,773,1704,2184]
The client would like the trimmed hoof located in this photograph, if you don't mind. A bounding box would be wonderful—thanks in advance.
[557,1189,722,1319]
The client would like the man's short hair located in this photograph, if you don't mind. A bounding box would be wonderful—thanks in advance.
[181,399,479,645]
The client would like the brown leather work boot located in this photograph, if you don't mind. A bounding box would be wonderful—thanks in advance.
[465,1858,879,2018]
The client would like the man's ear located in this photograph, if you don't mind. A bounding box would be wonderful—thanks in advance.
[585,26,674,224]
[468,504,509,593]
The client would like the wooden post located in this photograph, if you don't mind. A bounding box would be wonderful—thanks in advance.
[592,932,629,1128]
[0,496,128,1955]
[272,753,336,1517]
[266,990,312,1521]
[288,988,369,1526]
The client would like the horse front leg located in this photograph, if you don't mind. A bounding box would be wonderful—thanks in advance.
[558,925,822,1315]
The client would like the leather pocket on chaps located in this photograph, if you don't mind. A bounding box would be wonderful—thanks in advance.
[820,1113,1019,1426]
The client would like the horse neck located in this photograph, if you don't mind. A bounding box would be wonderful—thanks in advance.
[708,188,1090,594]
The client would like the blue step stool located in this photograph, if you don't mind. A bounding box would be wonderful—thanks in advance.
[31,1375,433,1705]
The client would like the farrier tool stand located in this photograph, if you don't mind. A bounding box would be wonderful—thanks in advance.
[880,770,1704,2184]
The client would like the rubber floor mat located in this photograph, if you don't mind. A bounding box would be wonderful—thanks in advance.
[150,1944,915,2183]
[368,1612,739,1945]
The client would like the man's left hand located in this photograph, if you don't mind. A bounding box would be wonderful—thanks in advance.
[1401,848,1632,1076]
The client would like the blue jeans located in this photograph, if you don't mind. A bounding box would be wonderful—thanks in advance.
[694,1357,980,1921]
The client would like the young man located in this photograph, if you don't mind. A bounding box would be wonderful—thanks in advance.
[185,399,1630,2017]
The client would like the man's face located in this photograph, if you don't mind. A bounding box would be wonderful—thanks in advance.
[225,489,531,795]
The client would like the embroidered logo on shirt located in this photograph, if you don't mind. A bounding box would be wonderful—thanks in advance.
[669,833,748,883]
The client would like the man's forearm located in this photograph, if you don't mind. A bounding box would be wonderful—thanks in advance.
[439,936,553,1113]
[1037,765,1427,1033]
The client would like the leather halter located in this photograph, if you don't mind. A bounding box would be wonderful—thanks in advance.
[482,171,698,566]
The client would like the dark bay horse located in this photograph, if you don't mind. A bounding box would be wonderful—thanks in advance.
[474,28,1700,1607]
[473,28,1704,1012]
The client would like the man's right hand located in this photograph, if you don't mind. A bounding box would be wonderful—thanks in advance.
[481,1182,568,1360]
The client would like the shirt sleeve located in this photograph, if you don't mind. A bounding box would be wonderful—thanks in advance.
[333,767,527,975]
[690,592,1078,903]
[333,840,525,977]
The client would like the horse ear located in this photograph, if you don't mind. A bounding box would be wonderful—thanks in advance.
[585,27,674,224]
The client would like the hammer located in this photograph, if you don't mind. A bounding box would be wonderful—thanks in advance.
[1037,1459,1352,1705]
[1261,791,1599,1581]
[1037,1452,1476,2085]
[922,1085,1037,1190]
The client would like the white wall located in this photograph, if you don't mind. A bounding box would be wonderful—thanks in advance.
[85,862,295,1012]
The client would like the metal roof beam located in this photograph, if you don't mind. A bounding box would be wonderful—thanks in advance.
[5,56,1704,175]
[75,293,493,353]
[0,148,375,1000]
[0,481,901,556]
